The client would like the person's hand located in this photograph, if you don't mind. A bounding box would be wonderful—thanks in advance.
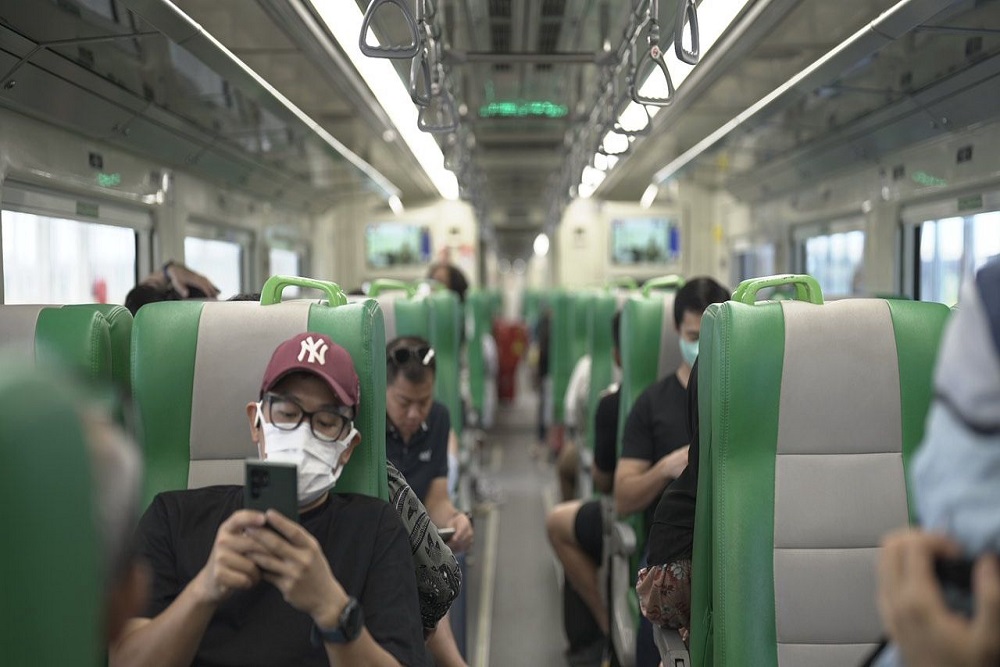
[192,510,267,605]
[877,529,1000,667]
[245,510,349,627]
[655,445,689,482]
[165,262,220,299]
[446,512,474,553]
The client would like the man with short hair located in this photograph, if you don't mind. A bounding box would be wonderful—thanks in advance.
[384,335,474,667]
[111,332,425,667]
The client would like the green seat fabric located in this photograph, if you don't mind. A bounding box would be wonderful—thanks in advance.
[427,289,463,435]
[0,304,124,384]
[132,298,388,508]
[586,291,629,454]
[689,295,950,666]
[0,368,103,666]
[550,291,591,425]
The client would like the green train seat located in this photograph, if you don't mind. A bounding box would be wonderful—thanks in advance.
[689,275,950,666]
[466,289,497,428]
[368,279,431,342]
[426,288,463,435]
[1,367,104,666]
[0,303,131,386]
[586,283,635,456]
[610,274,685,667]
[132,276,388,508]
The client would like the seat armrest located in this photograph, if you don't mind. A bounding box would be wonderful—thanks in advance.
[654,626,690,667]
[612,520,637,556]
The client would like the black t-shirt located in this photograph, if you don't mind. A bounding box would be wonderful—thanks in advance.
[620,374,691,529]
[648,361,700,565]
[385,401,450,504]
[593,388,621,477]
[137,486,425,667]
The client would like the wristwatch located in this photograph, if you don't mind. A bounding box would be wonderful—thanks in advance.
[311,597,364,645]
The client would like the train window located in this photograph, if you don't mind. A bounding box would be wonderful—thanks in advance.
[918,212,1000,305]
[797,229,865,297]
[268,247,303,297]
[1,210,136,305]
[183,236,244,300]
[732,243,775,285]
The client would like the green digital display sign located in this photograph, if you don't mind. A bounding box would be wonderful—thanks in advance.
[479,101,568,119]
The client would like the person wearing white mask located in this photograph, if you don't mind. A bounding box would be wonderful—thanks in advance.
[110,332,425,667]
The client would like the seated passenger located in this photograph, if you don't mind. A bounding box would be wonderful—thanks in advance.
[556,352,592,500]
[384,336,474,667]
[614,277,728,667]
[124,261,220,315]
[427,262,469,303]
[636,360,700,642]
[546,312,623,641]
[872,260,1000,666]
[110,332,425,667]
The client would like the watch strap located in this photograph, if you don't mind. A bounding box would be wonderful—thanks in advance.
[311,597,363,646]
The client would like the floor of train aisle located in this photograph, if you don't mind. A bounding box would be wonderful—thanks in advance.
[465,379,566,666]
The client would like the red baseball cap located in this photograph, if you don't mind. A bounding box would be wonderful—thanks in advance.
[260,332,360,409]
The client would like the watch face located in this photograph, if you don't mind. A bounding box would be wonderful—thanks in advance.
[342,598,364,641]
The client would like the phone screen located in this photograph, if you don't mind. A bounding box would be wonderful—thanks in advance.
[244,460,299,524]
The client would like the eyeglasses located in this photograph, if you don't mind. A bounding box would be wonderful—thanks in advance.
[388,345,436,367]
[261,393,354,442]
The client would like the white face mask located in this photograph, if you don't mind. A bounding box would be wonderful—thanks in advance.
[257,403,357,505]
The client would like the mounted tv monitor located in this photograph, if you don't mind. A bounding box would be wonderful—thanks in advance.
[610,218,680,265]
[365,223,431,268]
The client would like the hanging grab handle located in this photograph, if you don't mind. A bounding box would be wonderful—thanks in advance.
[629,4,675,108]
[260,276,347,306]
[641,274,686,297]
[368,278,418,298]
[410,44,433,106]
[418,89,459,134]
[359,0,420,59]
[732,275,825,305]
[674,0,700,65]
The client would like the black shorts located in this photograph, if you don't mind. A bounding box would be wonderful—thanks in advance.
[573,499,604,565]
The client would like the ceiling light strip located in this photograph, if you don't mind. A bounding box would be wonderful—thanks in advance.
[311,0,459,200]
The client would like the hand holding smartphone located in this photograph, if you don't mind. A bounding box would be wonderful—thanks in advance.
[244,460,299,524]
[438,527,456,543]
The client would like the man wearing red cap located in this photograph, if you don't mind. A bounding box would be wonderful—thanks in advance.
[111,332,425,667]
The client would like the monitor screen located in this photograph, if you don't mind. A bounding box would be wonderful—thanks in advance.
[365,223,431,268]
[610,218,680,265]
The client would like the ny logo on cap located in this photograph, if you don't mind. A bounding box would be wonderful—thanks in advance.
[298,336,329,365]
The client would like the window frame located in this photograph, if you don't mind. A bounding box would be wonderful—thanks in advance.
[0,181,152,304]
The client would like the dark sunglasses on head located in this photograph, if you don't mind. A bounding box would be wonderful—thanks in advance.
[389,345,435,366]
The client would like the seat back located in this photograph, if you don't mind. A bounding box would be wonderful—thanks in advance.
[466,289,496,421]
[0,366,103,666]
[426,288,463,435]
[586,288,631,454]
[690,275,950,666]
[0,304,130,385]
[551,291,593,425]
[132,276,388,507]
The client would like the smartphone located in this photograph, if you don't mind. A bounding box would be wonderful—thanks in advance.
[244,460,299,524]
[438,527,457,543]
[934,556,975,617]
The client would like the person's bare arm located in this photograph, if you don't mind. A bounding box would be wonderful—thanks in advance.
[877,529,1000,667]
[247,511,402,667]
[424,478,474,552]
[109,510,267,667]
[138,261,220,298]
[613,449,688,516]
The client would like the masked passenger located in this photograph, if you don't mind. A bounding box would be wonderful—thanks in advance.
[110,332,425,667]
